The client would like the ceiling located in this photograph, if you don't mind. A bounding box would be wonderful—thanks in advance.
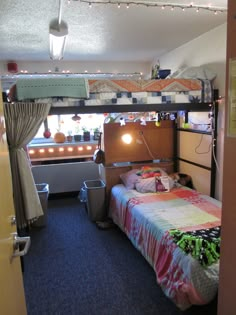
[0,0,227,63]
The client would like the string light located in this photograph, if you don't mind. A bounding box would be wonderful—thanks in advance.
[71,0,227,14]
[1,72,143,80]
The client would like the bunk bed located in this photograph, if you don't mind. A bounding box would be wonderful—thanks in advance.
[5,73,220,310]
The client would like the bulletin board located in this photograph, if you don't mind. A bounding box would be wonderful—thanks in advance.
[102,120,174,165]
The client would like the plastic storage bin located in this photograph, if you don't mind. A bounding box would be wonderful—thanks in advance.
[84,179,106,222]
[33,183,49,227]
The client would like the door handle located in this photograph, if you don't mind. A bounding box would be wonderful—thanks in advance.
[12,233,31,258]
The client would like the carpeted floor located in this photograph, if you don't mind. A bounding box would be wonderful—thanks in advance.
[23,197,218,315]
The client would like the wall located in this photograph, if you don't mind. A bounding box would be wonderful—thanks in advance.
[0,25,227,200]
[0,60,151,78]
[156,23,227,201]
[218,2,236,314]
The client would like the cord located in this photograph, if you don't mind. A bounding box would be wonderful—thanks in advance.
[194,134,212,154]
[139,131,156,160]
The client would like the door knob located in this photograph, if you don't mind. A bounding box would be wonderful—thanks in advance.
[12,232,31,258]
[10,215,16,225]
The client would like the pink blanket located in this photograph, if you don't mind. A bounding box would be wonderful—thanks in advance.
[109,184,221,310]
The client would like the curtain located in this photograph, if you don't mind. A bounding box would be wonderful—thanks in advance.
[4,102,51,229]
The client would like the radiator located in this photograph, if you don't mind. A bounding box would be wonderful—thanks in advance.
[32,161,99,194]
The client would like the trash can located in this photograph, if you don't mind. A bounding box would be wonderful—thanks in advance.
[84,179,106,222]
[33,183,49,227]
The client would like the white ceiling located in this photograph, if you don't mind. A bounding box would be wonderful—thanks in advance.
[0,0,227,63]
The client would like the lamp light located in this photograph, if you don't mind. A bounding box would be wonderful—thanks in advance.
[121,134,133,144]
[49,19,68,60]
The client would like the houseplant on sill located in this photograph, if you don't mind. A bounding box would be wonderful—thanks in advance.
[93,127,101,140]
[67,130,73,142]
[74,124,82,142]
[82,126,91,142]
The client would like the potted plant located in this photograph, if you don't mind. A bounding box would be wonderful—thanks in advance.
[74,124,82,142]
[67,130,73,142]
[93,127,101,141]
[82,126,91,141]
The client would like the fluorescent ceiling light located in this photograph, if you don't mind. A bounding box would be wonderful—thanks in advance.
[49,20,68,60]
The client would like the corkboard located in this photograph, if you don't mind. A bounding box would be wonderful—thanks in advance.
[102,121,174,165]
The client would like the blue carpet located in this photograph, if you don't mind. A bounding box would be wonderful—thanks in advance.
[23,197,217,315]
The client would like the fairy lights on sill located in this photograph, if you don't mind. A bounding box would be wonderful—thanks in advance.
[71,1,227,14]
[28,145,98,158]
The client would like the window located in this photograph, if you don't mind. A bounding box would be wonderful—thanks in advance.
[33,113,105,141]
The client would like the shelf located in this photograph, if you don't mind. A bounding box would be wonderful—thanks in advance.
[177,128,212,135]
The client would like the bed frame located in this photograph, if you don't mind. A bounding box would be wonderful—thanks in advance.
[6,77,219,197]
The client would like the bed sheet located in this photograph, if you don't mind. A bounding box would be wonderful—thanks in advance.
[109,184,221,310]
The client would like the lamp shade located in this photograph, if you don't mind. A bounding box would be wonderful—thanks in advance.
[49,19,68,60]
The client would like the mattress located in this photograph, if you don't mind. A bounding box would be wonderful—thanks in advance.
[109,184,221,310]
[30,78,213,106]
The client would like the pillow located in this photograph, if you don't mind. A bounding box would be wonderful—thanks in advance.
[169,65,188,79]
[135,176,175,193]
[135,177,156,193]
[136,166,168,179]
[171,66,216,81]
[120,169,140,189]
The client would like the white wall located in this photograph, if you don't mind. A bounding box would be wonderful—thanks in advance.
[0,24,226,199]
[155,23,227,200]
[0,60,150,78]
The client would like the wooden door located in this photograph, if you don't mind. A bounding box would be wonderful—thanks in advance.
[0,88,27,314]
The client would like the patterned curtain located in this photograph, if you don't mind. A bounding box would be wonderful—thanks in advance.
[4,102,51,229]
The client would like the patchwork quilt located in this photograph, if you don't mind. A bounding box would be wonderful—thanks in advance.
[33,79,213,106]
[109,184,221,310]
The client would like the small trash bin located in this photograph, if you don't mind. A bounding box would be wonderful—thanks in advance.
[84,179,106,222]
[33,183,49,227]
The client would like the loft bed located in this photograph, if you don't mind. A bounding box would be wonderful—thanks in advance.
[6,74,219,196]
[5,73,221,309]
[7,76,215,114]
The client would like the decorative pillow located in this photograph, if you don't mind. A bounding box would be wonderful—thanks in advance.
[136,176,175,193]
[136,166,168,179]
[120,169,140,189]
[135,177,156,193]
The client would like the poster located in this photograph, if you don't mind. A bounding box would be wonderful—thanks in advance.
[228,58,236,137]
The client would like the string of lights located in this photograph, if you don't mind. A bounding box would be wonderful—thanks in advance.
[70,0,227,14]
[1,72,143,79]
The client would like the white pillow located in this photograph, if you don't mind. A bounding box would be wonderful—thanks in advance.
[135,177,156,193]
[172,66,216,81]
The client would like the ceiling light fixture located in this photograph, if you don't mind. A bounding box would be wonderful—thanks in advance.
[49,0,68,60]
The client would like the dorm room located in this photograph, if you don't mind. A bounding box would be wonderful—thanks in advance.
[2,73,221,311]
[1,1,234,314]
